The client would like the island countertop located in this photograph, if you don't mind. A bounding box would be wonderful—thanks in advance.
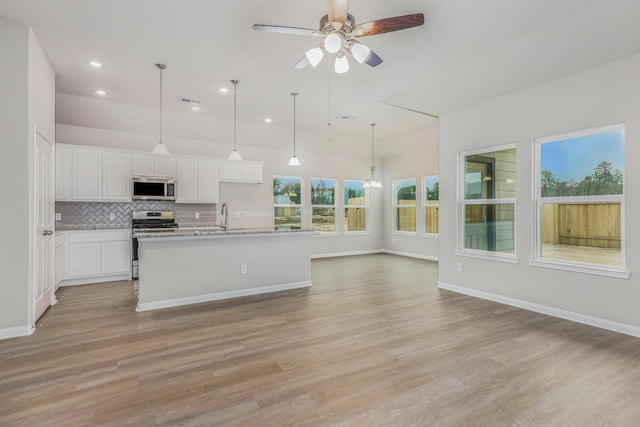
[133,227,312,240]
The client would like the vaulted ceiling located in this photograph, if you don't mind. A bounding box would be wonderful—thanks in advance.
[1,0,639,150]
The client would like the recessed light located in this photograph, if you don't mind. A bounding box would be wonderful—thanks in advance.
[95,90,107,95]
[219,87,229,93]
[88,60,102,68]
[191,106,200,112]
[264,118,272,123]
[340,115,358,120]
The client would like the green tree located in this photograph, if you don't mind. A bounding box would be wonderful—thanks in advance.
[397,185,416,201]
[427,181,439,201]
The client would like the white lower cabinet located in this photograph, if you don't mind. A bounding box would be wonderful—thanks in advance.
[63,230,131,285]
[54,232,66,289]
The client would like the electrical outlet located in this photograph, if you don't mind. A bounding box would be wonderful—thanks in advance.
[109,212,116,221]
[457,262,463,272]
[195,212,200,219]
[240,264,247,274]
[55,213,61,221]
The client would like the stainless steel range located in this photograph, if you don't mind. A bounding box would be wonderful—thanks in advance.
[131,210,177,279]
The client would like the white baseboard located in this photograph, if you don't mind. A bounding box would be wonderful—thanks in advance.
[136,280,312,312]
[382,249,438,262]
[438,281,640,338]
[0,325,34,340]
[311,249,383,259]
[60,273,130,287]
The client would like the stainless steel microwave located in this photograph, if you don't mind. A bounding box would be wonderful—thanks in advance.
[132,177,175,201]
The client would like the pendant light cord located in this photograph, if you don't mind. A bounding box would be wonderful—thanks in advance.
[370,123,376,165]
[232,80,239,151]
[156,64,166,144]
[292,93,298,155]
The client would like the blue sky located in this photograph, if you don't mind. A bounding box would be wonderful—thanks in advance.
[541,130,624,181]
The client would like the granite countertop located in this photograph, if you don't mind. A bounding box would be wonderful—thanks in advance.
[134,227,312,239]
[55,224,132,231]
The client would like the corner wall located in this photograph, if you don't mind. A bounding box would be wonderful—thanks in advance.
[0,18,30,335]
[438,54,640,332]
[381,127,439,260]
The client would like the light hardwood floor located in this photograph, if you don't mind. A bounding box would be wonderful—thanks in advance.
[1,254,640,426]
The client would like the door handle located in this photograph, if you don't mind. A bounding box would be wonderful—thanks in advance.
[43,229,53,236]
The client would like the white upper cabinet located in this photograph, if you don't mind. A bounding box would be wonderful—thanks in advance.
[176,158,219,203]
[219,161,242,181]
[154,157,176,177]
[242,162,263,183]
[133,155,176,178]
[72,150,103,200]
[132,155,155,176]
[55,146,73,201]
[197,159,220,203]
[219,160,263,183]
[176,158,198,203]
[102,152,131,201]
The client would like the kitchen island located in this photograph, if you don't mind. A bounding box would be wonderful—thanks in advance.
[134,228,312,311]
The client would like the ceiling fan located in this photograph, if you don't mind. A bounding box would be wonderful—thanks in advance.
[252,0,425,73]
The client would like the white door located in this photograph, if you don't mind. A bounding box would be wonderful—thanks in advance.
[35,132,55,321]
[197,159,220,203]
[176,158,198,202]
[103,152,131,201]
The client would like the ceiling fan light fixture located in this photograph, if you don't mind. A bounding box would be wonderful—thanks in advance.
[324,33,342,53]
[335,52,349,74]
[305,46,324,67]
[351,43,371,64]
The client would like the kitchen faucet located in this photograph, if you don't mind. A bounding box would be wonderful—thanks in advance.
[220,203,228,230]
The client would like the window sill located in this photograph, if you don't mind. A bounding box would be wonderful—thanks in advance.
[393,231,418,237]
[312,232,340,238]
[420,233,439,239]
[454,249,519,264]
[528,259,630,279]
[344,231,369,236]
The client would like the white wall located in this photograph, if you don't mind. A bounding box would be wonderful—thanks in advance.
[0,19,54,337]
[438,54,640,332]
[0,18,30,334]
[381,127,439,260]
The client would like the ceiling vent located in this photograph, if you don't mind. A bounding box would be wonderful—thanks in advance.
[179,97,201,105]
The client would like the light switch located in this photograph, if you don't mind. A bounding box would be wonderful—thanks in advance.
[109,212,116,221]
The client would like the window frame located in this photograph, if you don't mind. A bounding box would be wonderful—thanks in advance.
[343,179,368,234]
[310,177,339,236]
[393,177,417,235]
[422,175,439,237]
[456,143,518,263]
[530,123,629,278]
[273,175,303,230]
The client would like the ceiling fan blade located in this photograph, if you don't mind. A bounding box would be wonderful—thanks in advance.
[362,49,383,67]
[252,24,323,37]
[346,43,383,67]
[294,55,311,69]
[352,13,424,37]
[327,0,349,29]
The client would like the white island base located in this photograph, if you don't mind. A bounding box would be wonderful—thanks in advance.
[136,230,312,311]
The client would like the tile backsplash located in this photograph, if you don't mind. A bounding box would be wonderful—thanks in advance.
[56,201,218,227]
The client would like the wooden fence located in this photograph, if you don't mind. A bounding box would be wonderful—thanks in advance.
[541,203,621,249]
[346,197,366,231]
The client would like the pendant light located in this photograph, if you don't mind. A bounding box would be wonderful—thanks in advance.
[364,123,382,188]
[288,92,301,166]
[228,79,243,161]
[152,64,170,155]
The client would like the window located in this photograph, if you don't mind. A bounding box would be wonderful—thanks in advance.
[459,145,517,257]
[394,178,417,233]
[344,180,366,233]
[424,176,439,235]
[534,124,625,272]
[273,176,302,230]
[311,178,337,234]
